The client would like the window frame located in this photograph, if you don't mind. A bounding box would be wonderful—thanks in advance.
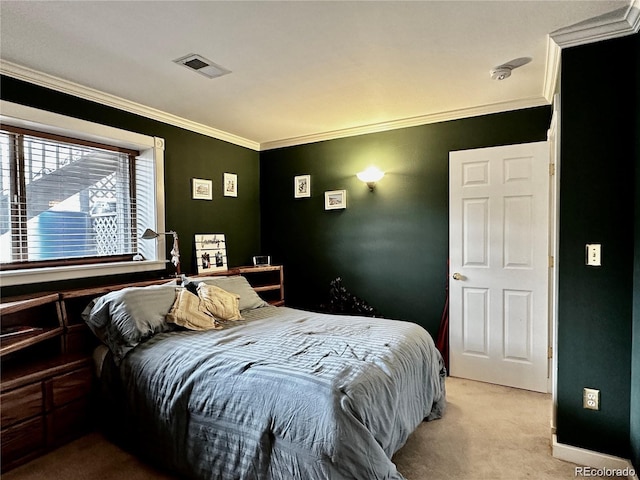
[1,125,140,267]
[0,100,167,286]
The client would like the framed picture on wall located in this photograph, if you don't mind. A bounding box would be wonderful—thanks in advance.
[192,178,213,200]
[195,234,228,273]
[294,175,311,198]
[324,190,347,210]
[224,173,237,197]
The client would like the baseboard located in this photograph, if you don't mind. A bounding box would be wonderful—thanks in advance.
[552,434,638,479]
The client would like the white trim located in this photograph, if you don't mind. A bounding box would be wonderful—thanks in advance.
[631,0,640,32]
[260,97,550,151]
[544,1,639,102]
[0,60,259,152]
[0,261,167,287]
[1,3,637,152]
[1,59,549,152]
[546,98,558,396]
[543,37,562,103]
[548,93,561,431]
[550,0,639,48]
[552,435,638,480]
[0,101,168,285]
[0,100,155,150]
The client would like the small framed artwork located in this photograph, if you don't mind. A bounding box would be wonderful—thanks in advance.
[324,190,347,210]
[294,175,311,198]
[192,178,213,200]
[224,173,238,197]
[195,234,228,273]
[252,255,271,266]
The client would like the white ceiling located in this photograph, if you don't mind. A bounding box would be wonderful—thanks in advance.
[0,1,637,150]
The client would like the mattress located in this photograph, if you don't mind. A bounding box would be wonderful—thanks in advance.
[94,305,446,480]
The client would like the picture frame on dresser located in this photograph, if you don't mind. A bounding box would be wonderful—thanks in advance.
[252,255,271,266]
[195,233,228,274]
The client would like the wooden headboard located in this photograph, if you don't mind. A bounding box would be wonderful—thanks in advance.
[189,264,284,306]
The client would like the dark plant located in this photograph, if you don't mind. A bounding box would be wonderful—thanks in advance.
[326,277,378,317]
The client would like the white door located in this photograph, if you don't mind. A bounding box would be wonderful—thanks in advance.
[449,142,550,393]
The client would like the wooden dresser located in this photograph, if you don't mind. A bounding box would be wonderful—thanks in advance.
[0,270,284,472]
[0,278,171,472]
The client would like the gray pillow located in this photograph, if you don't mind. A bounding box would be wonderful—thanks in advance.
[183,275,268,311]
[82,284,178,364]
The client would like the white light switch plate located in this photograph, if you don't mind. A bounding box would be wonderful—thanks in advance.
[586,244,601,266]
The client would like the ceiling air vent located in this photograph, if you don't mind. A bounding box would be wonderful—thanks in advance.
[173,54,231,79]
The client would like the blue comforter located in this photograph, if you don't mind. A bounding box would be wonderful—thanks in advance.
[100,306,446,480]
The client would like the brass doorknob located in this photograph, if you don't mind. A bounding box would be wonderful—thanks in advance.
[452,272,463,280]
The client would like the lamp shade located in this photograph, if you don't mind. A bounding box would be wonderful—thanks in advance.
[140,228,180,275]
[141,228,160,239]
[357,166,385,183]
[357,166,385,191]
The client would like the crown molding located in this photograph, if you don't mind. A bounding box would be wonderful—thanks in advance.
[0,59,550,152]
[2,1,637,153]
[0,60,260,151]
[550,0,639,48]
[542,37,562,103]
[259,97,550,151]
[543,1,638,104]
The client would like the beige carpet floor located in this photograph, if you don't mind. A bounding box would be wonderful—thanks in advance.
[3,377,621,480]
[393,377,621,480]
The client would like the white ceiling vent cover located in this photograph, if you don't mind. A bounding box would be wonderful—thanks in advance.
[173,54,231,79]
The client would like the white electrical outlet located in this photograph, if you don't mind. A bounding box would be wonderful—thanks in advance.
[586,244,601,266]
[583,388,600,410]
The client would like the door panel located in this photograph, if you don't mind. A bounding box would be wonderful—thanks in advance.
[463,198,489,266]
[503,289,532,361]
[462,288,489,356]
[504,196,533,268]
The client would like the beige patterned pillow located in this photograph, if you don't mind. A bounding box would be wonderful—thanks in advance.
[167,288,221,331]
[197,283,242,322]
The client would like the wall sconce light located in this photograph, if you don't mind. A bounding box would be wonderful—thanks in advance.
[141,228,181,275]
[357,166,385,191]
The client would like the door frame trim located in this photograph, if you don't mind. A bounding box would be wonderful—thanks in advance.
[549,94,561,425]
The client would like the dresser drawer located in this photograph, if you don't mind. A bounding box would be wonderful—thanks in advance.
[0,383,43,428]
[1,416,45,468]
[47,396,91,446]
[48,367,92,409]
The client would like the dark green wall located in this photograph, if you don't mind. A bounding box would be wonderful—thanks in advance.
[556,33,638,459]
[3,33,637,466]
[0,76,261,297]
[632,30,640,471]
[260,107,551,336]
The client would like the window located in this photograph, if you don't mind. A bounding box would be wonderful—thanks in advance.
[0,101,166,286]
[0,127,140,266]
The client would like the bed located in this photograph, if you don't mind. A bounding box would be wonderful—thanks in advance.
[84,275,446,480]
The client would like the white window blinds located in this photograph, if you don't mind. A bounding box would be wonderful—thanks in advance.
[0,127,144,267]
